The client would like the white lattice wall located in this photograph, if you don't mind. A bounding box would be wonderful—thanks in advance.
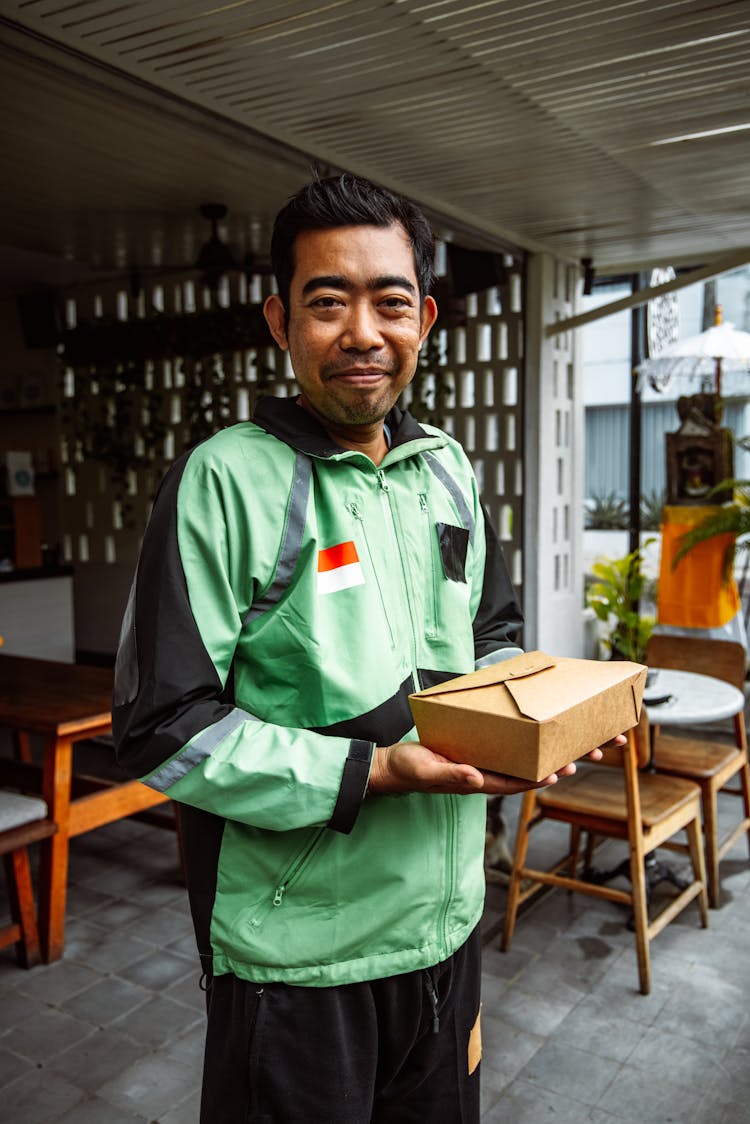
[59,271,286,572]
[401,244,525,596]
[59,251,527,652]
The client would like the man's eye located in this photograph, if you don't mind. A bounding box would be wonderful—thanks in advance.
[312,296,343,308]
[381,296,411,309]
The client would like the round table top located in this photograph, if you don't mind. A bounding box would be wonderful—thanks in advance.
[644,668,745,726]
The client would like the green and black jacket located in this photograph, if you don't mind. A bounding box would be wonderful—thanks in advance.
[113,396,523,986]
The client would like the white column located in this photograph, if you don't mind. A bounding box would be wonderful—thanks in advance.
[523,254,586,656]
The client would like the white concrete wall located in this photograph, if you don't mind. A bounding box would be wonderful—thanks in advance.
[524,254,586,656]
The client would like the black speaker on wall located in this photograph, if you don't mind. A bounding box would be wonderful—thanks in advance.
[446,244,509,298]
[16,292,61,349]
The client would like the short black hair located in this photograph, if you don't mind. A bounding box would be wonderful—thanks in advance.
[270,173,435,313]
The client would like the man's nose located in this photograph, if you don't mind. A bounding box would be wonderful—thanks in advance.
[340,302,384,351]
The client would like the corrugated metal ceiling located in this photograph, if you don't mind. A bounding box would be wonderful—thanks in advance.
[0,0,748,286]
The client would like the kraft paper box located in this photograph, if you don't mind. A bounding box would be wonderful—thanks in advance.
[409,651,647,782]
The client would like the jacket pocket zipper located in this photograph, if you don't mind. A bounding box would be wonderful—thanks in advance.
[419,494,438,640]
[245,827,326,932]
[271,826,326,908]
[348,502,396,650]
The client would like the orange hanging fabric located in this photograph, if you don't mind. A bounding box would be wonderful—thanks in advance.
[657,505,739,628]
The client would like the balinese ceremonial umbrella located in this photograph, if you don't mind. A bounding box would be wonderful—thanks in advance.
[638,306,750,396]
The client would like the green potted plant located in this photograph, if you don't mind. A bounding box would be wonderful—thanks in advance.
[585,541,656,662]
[584,491,629,530]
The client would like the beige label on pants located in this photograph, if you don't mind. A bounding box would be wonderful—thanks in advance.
[468,1006,482,1075]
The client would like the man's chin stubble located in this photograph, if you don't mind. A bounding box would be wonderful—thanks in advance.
[326,388,397,426]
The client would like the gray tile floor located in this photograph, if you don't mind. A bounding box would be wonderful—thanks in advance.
[1,757,749,1122]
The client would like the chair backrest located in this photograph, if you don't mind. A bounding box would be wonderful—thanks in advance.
[597,708,650,770]
[646,634,747,692]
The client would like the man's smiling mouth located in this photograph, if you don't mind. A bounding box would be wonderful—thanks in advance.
[326,367,392,382]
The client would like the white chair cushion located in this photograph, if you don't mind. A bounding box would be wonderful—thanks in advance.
[0,791,48,832]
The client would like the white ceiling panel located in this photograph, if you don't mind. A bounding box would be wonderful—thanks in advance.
[0,0,749,290]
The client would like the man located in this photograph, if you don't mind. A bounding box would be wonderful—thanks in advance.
[113,173,601,1123]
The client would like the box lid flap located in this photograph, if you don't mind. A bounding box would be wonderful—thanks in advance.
[412,651,556,699]
[505,657,646,722]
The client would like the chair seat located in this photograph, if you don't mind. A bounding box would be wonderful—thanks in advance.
[538,766,700,827]
[0,792,48,832]
[653,734,742,781]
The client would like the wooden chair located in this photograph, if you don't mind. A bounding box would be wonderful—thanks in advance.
[0,791,57,968]
[501,712,708,995]
[646,634,750,907]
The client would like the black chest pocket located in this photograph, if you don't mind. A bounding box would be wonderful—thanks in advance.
[437,522,469,583]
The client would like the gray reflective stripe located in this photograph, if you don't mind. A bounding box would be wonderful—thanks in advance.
[113,572,139,707]
[244,452,312,625]
[145,707,253,793]
[423,453,475,545]
[475,647,524,669]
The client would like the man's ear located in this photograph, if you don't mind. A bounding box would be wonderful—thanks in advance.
[419,295,438,345]
[263,294,289,350]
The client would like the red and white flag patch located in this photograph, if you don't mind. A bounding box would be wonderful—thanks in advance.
[317,540,365,595]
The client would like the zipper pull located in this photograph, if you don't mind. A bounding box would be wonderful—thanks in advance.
[273,885,286,907]
[348,502,362,520]
[377,469,390,492]
[419,493,429,513]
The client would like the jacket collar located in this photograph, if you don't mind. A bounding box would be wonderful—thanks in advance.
[253,394,439,459]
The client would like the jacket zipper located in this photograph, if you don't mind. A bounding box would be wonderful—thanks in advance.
[437,793,458,959]
[378,469,461,960]
[271,826,326,908]
[348,501,396,650]
[376,469,420,672]
[419,493,438,640]
[246,827,326,931]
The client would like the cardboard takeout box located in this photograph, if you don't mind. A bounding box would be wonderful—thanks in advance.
[409,651,647,782]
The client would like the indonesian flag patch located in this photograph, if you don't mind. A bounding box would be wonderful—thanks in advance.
[317,540,366,595]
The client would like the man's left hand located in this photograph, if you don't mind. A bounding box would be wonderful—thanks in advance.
[367,734,626,797]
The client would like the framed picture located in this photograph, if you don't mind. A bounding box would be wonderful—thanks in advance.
[5,450,35,497]
[665,428,734,506]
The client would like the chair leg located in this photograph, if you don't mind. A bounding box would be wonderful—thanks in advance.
[627,844,651,996]
[15,732,33,764]
[3,850,41,969]
[702,784,721,909]
[685,815,709,928]
[501,791,535,953]
[739,759,750,863]
[733,712,746,754]
[568,825,582,880]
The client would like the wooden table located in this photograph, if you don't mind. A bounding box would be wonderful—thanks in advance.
[0,654,169,961]
[644,668,745,731]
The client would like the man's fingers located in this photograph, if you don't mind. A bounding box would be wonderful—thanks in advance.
[426,763,485,791]
[371,738,629,797]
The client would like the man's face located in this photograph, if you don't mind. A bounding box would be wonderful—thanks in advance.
[264,223,437,431]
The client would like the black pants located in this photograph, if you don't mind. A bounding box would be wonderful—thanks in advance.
[200,927,482,1124]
